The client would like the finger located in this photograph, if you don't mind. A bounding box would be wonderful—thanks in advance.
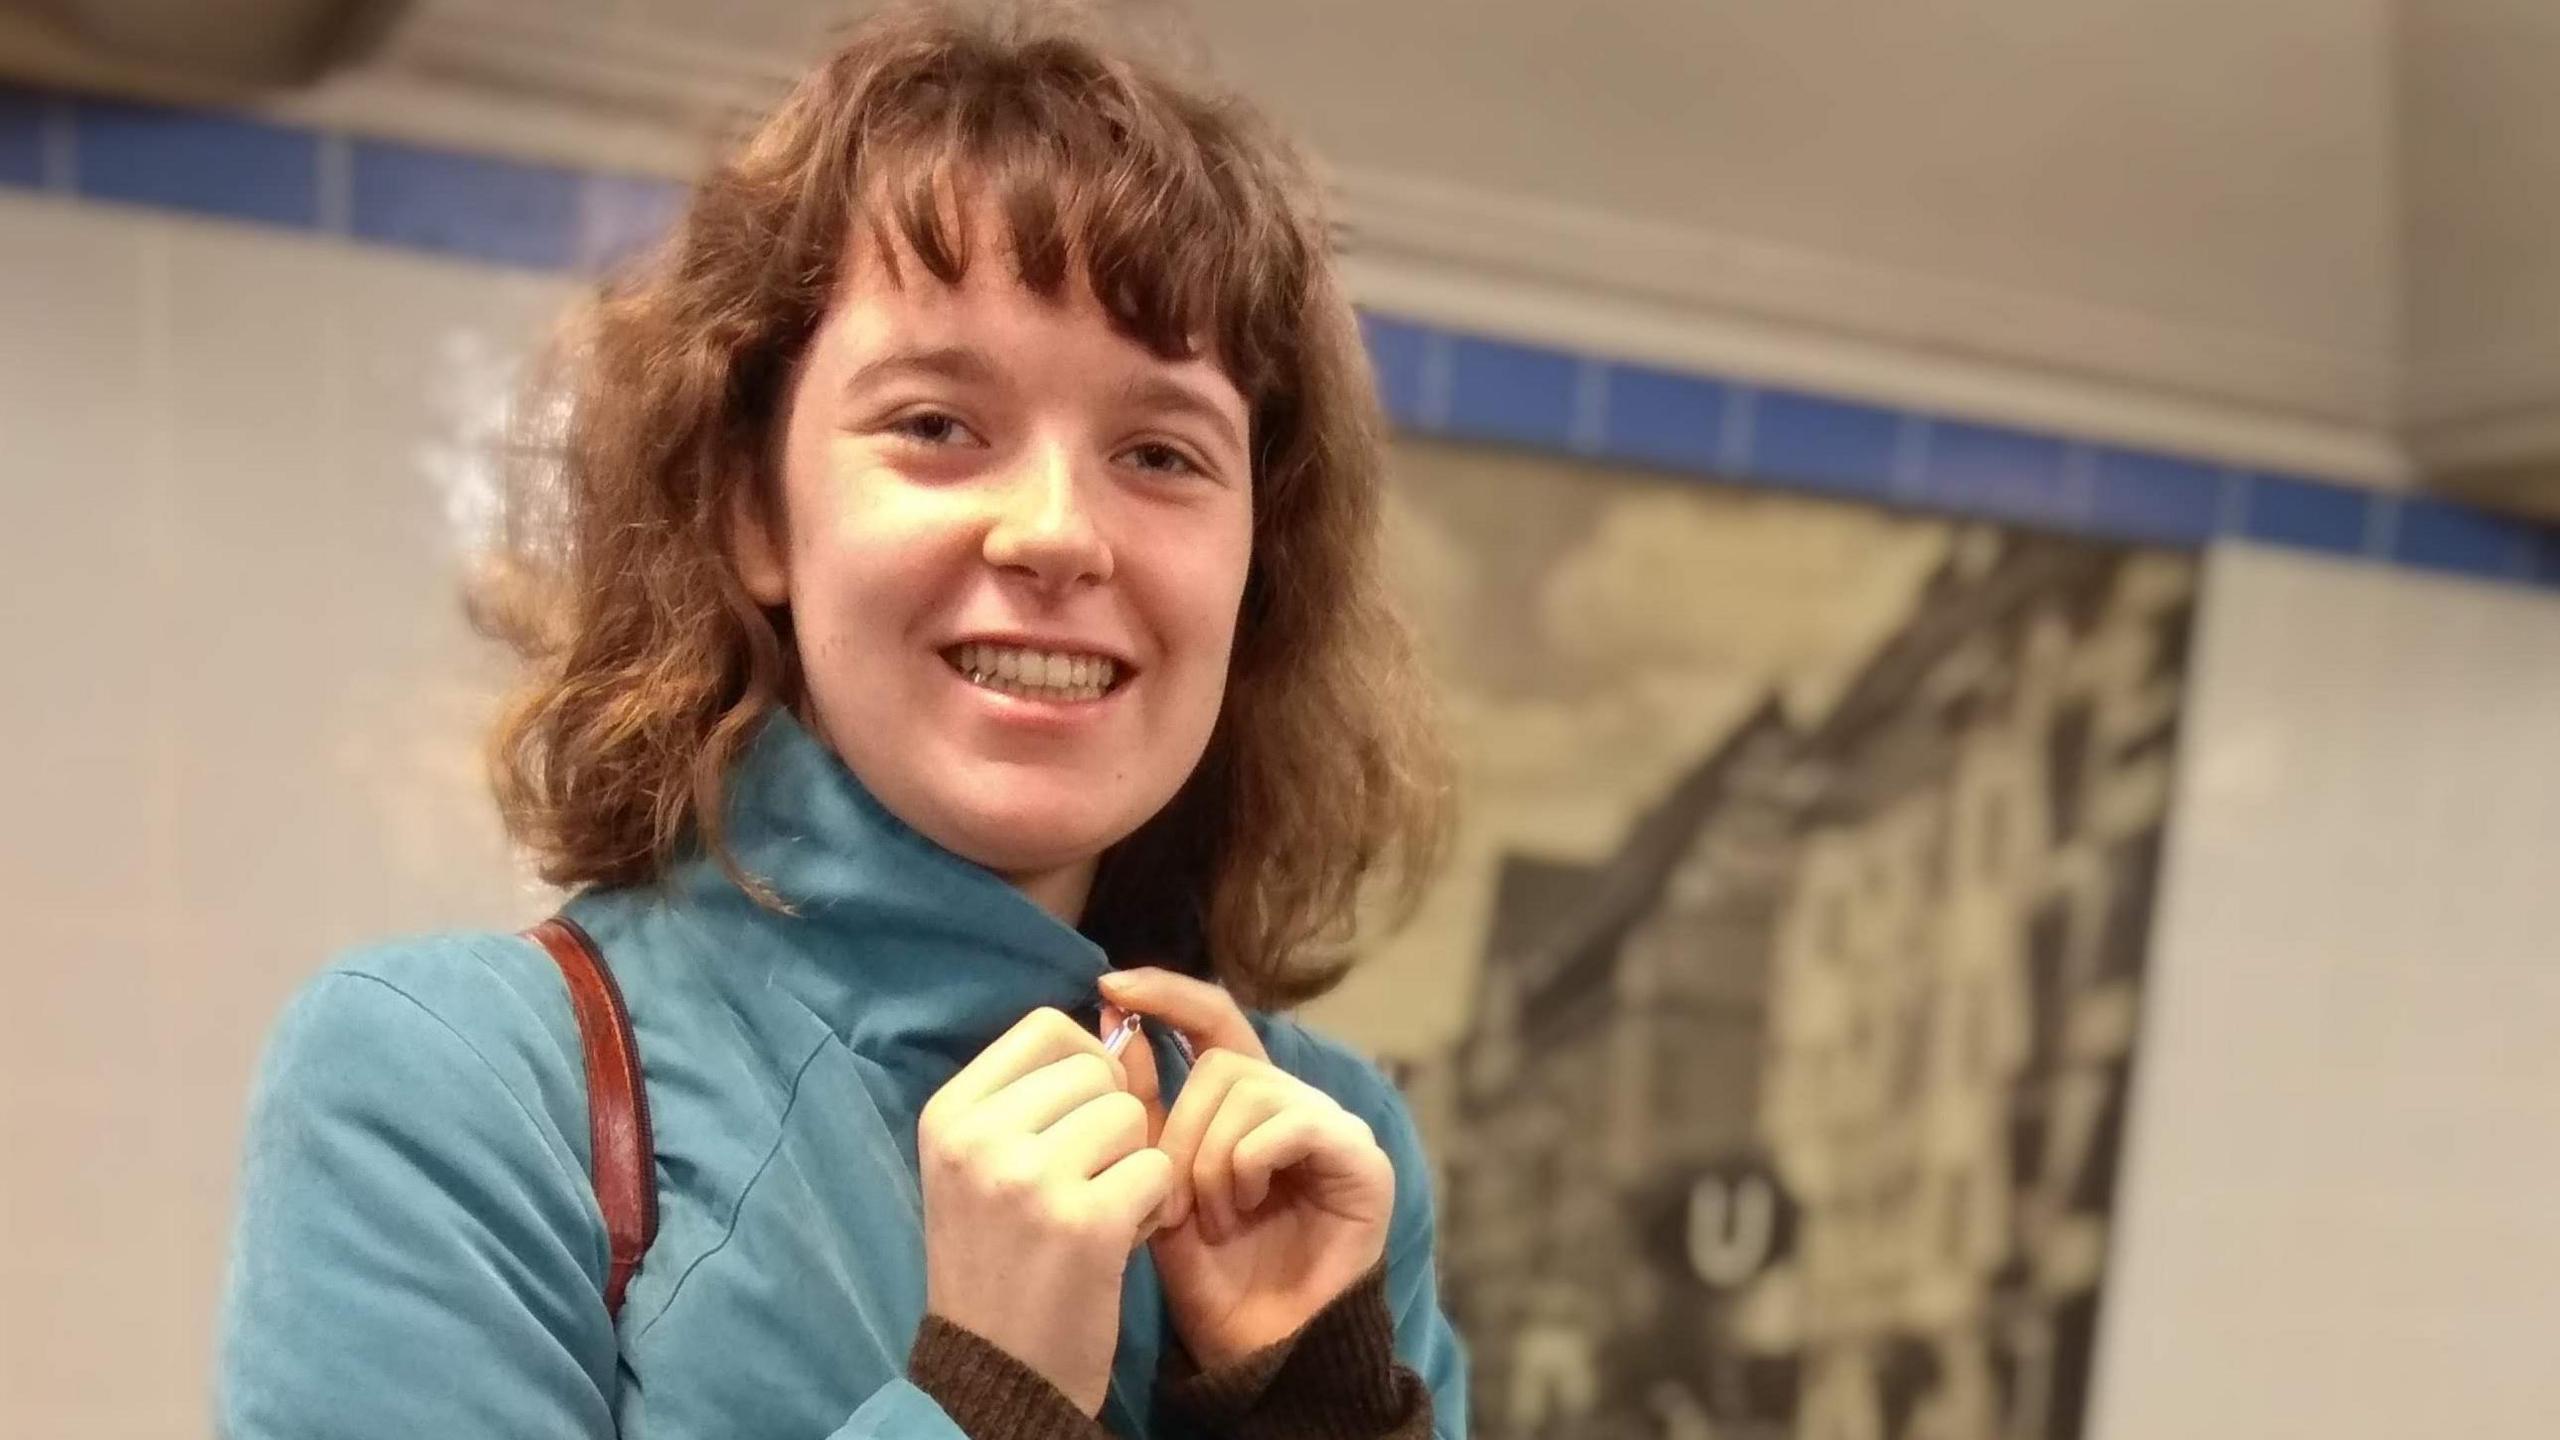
[1096,968,1266,1062]
[938,1007,1126,1113]
[1194,1076,1293,1244]
[1153,1049,1254,1230]
[1098,1004,1166,1132]
[1036,1089,1153,1181]
[1100,1005,1174,1221]
[976,1051,1125,1138]
[1097,1004,1143,1061]
[1088,1145,1178,1246]
[1231,1106,1371,1215]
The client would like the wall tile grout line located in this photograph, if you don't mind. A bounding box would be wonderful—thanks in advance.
[1416,328,1455,433]
[316,132,353,237]
[1566,356,1608,456]
[40,93,74,192]
[2364,492,2402,562]
[2059,441,2098,533]
[2215,467,2254,539]
[1888,413,1932,504]
[1717,383,1757,477]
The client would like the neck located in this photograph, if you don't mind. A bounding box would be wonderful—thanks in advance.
[1004,856,1098,927]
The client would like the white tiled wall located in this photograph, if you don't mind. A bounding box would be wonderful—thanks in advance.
[0,191,564,1436]
[8,185,2560,1437]
[2089,544,2560,1439]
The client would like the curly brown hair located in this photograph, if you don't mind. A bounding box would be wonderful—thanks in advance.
[476,1,1448,1007]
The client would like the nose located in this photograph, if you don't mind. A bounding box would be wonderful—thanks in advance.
[982,443,1113,592]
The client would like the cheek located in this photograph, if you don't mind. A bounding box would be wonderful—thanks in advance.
[1192,506,1255,647]
[792,465,949,632]
[1157,545,1250,695]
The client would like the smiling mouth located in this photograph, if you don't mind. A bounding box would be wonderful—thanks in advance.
[943,642,1126,703]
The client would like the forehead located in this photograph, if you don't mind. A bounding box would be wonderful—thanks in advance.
[824,181,1244,368]
[823,202,1243,399]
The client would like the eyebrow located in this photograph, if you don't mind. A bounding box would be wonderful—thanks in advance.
[842,344,1004,400]
[1120,373,1247,458]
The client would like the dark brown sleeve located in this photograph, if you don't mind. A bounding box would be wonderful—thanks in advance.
[910,1315,1116,1440]
[1156,1264,1434,1440]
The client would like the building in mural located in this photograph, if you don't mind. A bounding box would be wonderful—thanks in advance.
[1422,529,2196,1440]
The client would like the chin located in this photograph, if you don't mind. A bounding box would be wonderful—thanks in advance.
[933,781,1143,878]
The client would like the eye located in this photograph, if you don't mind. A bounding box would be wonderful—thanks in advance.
[888,410,981,447]
[1123,440,1205,477]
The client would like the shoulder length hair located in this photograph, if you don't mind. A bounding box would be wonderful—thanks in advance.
[478,1,1448,1007]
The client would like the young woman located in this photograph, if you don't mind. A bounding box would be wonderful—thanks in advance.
[215,5,1462,1439]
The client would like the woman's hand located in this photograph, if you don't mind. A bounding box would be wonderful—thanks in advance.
[1098,968,1396,1370]
[917,1006,1178,1415]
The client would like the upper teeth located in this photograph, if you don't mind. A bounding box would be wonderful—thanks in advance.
[953,643,1119,692]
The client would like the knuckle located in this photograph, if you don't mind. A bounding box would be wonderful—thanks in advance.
[918,1110,972,1163]
[1096,1090,1149,1138]
[1065,1052,1115,1094]
[983,1146,1044,1200]
[917,1093,953,1136]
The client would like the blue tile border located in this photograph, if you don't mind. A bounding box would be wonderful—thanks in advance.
[0,88,42,190]
[1748,388,1904,504]
[2526,527,2560,587]
[2242,473,2375,558]
[1601,363,1729,474]
[5,75,2557,592]
[2088,448,2226,547]
[1442,334,1578,450]
[351,137,584,270]
[1918,420,2081,528]
[71,97,319,229]
[2391,496,2527,580]
[1359,314,1433,432]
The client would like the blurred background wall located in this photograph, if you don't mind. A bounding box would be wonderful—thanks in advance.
[3,2,2558,1436]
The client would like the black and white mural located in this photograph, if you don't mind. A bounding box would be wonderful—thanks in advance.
[1314,442,2198,1440]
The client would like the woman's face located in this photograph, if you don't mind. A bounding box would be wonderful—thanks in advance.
[740,225,1254,921]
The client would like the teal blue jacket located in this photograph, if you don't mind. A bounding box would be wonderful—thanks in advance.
[215,714,1468,1438]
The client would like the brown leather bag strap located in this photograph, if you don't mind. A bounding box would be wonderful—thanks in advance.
[523,916,657,1319]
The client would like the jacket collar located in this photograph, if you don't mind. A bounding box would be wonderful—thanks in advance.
[660,711,1116,1074]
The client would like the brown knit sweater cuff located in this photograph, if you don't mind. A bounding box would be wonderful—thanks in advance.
[1157,1264,1432,1440]
[909,1316,1112,1440]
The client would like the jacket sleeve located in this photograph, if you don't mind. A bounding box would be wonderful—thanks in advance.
[1370,1078,1469,1440]
[216,968,623,1438]
[213,962,1004,1440]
